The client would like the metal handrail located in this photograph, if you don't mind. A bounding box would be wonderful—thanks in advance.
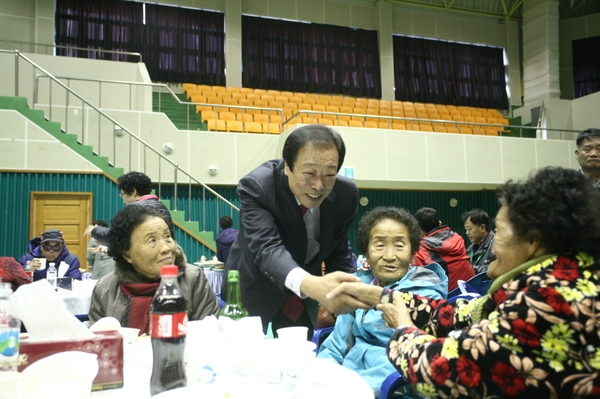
[0,39,142,62]
[39,75,287,131]
[39,74,579,139]
[1,49,238,235]
[282,110,580,139]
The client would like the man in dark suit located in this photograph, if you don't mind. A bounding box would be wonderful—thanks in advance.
[223,124,364,337]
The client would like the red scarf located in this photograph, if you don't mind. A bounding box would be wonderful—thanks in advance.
[119,282,160,335]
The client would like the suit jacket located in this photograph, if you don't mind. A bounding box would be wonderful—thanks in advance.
[223,159,359,328]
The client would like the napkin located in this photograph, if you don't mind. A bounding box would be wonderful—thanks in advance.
[57,261,69,278]
[9,280,94,341]
[15,351,98,399]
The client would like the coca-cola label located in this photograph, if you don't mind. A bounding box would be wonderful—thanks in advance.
[150,312,188,338]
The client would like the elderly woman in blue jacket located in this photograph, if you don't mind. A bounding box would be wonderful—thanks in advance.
[317,207,447,393]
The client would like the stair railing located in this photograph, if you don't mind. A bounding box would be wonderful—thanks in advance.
[1,49,238,234]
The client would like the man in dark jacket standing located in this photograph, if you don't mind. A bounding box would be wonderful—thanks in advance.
[223,124,364,337]
[412,207,474,292]
[215,216,238,265]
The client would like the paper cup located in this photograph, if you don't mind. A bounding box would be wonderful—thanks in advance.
[276,326,308,342]
[38,258,47,270]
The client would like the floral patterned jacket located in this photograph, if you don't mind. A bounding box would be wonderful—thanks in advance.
[386,252,600,399]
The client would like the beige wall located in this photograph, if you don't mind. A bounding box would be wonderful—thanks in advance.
[0,109,102,172]
[0,103,578,189]
[0,0,591,190]
[0,52,151,112]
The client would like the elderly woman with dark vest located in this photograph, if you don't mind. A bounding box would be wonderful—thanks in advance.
[89,205,219,334]
[327,166,600,398]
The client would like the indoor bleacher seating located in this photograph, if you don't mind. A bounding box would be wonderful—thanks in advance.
[181,84,510,135]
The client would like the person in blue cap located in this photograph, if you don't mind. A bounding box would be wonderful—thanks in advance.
[18,229,82,281]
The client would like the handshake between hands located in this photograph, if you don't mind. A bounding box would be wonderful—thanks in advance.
[302,271,412,330]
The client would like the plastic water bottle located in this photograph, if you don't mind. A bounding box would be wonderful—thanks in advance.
[357,255,365,270]
[149,265,188,396]
[47,262,57,289]
[24,260,34,281]
[0,283,21,371]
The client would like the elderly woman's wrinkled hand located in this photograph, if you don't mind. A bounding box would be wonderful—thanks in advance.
[326,281,383,307]
[302,272,370,316]
[377,291,414,329]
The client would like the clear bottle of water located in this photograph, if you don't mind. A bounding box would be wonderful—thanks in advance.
[47,262,57,289]
[0,282,21,372]
[24,261,34,282]
[357,255,365,270]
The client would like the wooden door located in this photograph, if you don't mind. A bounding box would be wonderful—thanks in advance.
[30,192,93,269]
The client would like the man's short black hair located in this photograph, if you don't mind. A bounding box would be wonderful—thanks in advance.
[92,220,108,228]
[117,171,153,196]
[414,207,439,234]
[282,124,345,172]
[219,216,233,230]
[461,209,490,232]
[576,128,600,148]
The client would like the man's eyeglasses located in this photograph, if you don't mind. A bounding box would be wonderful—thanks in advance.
[42,243,63,252]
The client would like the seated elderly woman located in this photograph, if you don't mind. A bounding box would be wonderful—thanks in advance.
[327,166,600,398]
[89,205,220,334]
[317,207,447,393]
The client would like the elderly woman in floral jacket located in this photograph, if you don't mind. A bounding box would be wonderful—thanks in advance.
[327,166,600,398]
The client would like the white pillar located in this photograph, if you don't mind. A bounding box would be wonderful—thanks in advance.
[376,1,394,101]
[522,0,560,103]
[225,0,242,88]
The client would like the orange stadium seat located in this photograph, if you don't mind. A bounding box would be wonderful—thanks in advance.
[227,120,243,132]
[207,119,227,131]
[237,113,253,122]
[245,121,264,133]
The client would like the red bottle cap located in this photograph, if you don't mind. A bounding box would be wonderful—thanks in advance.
[160,265,178,276]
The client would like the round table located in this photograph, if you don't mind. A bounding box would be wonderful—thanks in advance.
[91,337,373,399]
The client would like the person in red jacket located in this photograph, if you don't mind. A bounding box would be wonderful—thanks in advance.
[411,207,474,292]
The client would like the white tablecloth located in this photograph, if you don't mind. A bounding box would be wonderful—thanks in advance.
[92,350,372,399]
[203,270,224,296]
[193,263,225,296]
[57,279,98,315]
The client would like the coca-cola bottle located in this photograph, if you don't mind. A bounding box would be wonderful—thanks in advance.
[149,265,188,396]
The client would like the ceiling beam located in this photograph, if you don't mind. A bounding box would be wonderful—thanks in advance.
[384,0,522,20]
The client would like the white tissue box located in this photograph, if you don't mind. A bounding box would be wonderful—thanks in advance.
[18,330,124,391]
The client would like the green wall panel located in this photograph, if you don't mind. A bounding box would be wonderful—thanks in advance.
[351,188,500,255]
[0,172,122,261]
[0,171,500,266]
